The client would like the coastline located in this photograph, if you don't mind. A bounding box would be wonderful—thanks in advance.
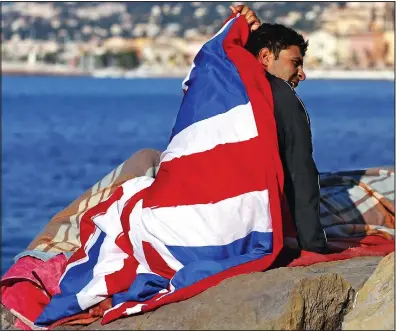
[2,62,395,81]
[304,69,395,81]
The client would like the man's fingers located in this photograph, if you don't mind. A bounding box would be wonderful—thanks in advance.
[247,15,260,24]
[241,6,250,15]
[230,4,261,30]
[245,10,255,20]
[251,22,261,31]
[230,5,255,17]
[234,5,245,12]
[246,11,260,24]
[230,4,244,14]
[229,5,237,14]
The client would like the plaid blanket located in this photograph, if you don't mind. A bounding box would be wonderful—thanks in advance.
[319,168,394,240]
[27,149,161,254]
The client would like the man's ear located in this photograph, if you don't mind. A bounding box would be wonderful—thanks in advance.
[257,48,272,68]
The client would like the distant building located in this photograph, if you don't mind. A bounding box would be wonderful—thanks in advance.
[1,1,394,72]
[347,32,388,69]
[320,2,394,35]
[305,30,337,68]
[383,31,395,67]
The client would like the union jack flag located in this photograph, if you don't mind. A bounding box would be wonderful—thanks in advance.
[35,14,285,327]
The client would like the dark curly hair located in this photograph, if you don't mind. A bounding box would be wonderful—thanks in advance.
[245,23,309,60]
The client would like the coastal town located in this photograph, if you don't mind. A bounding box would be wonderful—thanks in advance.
[2,2,395,78]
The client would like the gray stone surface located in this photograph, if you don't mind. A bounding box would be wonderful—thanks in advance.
[69,256,382,330]
[1,304,17,330]
[1,256,383,330]
[342,253,395,330]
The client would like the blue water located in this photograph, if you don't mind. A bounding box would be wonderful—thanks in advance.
[1,76,394,275]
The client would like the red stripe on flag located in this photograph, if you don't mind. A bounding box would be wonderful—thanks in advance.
[66,245,86,265]
[114,232,133,256]
[223,12,238,26]
[144,137,268,209]
[101,301,142,325]
[105,254,139,295]
[142,241,176,279]
[68,187,125,265]
[222,15,284,257]
[120,188,150,236]
[102,290,167,324]
[80,186,125,247]
[104,232,141,295]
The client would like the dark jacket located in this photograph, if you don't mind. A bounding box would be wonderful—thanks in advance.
[266,72,328,253]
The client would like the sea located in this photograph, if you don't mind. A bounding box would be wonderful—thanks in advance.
[1,75,395,275]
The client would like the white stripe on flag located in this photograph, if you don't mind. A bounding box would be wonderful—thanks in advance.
[76,235,129,310]
[136,263,152,275]
[122,176,155,202]
[93,201,124,239]
[103,302,124,317]
[128,202,154,271]
[160,102,257,163]
[125,304,145,315]
[182,62,195,91]
[94,176,155,239]
[142,189,272,247]
[76,278,107,311]
[129,200,184,272]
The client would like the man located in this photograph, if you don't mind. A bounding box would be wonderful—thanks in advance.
[231,5,328,254]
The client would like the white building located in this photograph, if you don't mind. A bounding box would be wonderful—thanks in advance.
[305,30,337,67]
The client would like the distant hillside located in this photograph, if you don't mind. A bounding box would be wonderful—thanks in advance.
[2,1,337,41]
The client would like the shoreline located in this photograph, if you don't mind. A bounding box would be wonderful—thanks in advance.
[304,69,395,81]
[2,66,394,81]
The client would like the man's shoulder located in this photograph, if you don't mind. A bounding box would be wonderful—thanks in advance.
[266,72,296,97]
[266,72,300,106]
[266,72,311,126]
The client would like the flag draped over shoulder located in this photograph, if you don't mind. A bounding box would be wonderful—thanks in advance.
[35,14,285,328]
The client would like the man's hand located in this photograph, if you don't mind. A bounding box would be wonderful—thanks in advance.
[230,4,261,31]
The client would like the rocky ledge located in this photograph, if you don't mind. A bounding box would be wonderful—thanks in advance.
[2,254,393,330]
[342,252,394,330]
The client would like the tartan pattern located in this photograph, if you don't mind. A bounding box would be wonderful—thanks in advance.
[318,167,394,240]
[27,149,161,253]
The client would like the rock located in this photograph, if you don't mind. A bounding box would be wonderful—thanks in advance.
[1,304,17,330]
[70,256,381,331]
[342,252,394,330]
[2,256,383,330]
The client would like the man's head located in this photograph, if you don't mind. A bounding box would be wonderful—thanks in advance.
[245,23,308,88]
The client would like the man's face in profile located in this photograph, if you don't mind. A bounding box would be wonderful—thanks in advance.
[267,46,306,88]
